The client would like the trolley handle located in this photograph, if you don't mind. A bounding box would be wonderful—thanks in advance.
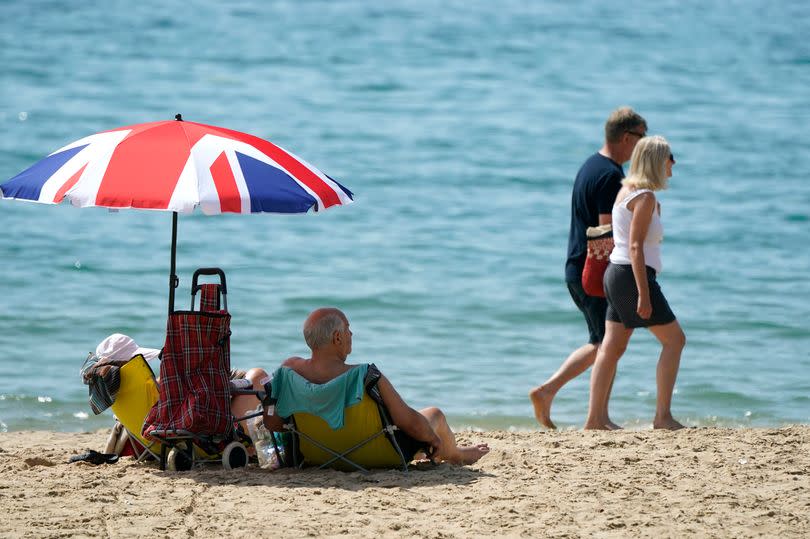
[191,268,227,296]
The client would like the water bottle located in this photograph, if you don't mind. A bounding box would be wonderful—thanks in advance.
[246,410,281,470]
[274,433,287,467]
[255,428,279,470]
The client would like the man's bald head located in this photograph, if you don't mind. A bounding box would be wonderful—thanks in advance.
[303,308,348,350]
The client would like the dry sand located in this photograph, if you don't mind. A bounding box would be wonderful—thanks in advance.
[0,427,808,538]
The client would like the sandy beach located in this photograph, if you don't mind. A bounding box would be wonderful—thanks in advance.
[0,427,807,538]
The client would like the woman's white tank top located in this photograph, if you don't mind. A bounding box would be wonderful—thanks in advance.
[609,189,663,273]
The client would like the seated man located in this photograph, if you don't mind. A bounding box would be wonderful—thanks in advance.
[262,307,490,465]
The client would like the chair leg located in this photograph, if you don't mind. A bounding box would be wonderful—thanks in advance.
[385,427,410,474]
[295,429,376,474]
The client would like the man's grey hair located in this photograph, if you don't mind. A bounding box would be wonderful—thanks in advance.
[304,311,347,350]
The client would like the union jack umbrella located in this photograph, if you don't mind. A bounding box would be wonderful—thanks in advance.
[1,115,354,312]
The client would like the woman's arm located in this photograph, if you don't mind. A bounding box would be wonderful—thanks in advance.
[627,192,656,319]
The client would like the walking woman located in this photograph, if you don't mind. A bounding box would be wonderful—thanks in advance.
[584,135,685,430]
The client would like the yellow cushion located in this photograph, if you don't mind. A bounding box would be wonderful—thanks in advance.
[294,392,403,471]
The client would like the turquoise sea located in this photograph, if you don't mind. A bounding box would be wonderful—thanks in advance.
[2,1,809,433]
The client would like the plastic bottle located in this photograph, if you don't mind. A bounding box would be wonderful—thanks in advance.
[246,409,281,470]
[274,433,286,467]
[254,428,279,470]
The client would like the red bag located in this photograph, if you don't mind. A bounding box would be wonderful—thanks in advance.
[582,225,614,297]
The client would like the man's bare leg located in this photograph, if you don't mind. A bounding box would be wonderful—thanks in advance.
[419,407,489,464]
[529,343,598,429]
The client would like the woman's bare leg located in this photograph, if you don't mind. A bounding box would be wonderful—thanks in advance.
[648,321,686,430]
[231,368,270,432]
[584,321,633,430]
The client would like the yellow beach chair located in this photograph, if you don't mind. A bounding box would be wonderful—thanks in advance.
[269,364,423,473]
[109,354,163,460]
[112,352,255,469]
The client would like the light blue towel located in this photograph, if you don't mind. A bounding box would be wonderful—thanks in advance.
[271,364,368,430]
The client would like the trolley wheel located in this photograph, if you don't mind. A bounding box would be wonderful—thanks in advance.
[222,441,248,470]
[167,446,193,471]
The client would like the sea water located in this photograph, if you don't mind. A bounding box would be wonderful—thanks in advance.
[1,1,809,432]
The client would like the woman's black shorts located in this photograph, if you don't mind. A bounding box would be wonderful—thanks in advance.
[604,263,676,328]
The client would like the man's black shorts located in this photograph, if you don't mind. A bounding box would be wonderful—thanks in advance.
[567,280,606,344]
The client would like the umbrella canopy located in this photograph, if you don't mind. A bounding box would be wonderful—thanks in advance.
[1,116,353,214]
[1,116,353,312]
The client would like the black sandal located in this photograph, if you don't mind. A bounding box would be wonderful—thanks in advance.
[69,449,119,465]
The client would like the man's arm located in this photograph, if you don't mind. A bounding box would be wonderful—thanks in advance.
[596,170,623,225]
[376,374,441,450]
[262,407,286,431]
[260,356,304,431]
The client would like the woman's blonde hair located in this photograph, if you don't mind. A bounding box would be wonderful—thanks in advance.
[623,135,671,191]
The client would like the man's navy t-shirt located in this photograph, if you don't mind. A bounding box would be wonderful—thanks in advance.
[565,153,624,283]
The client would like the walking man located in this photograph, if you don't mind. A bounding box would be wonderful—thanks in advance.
[530,107,647,429]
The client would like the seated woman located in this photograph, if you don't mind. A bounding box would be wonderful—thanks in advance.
[90,333,269,452]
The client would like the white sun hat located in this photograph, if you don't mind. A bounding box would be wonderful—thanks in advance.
[95,333,160,361]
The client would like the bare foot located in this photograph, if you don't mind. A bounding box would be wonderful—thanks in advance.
[654,417,685,430]
[606,420,623,430]
[458,444,490,465]
[529,386,557,429]
[583,421,610,430]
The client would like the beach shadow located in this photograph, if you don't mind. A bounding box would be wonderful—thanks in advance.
[149,461,494,490]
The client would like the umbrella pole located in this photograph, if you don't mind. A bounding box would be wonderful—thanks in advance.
[168,211,179,315]
[169,113,182,315]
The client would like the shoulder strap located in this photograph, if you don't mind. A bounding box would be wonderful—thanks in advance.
[620,188,653,208]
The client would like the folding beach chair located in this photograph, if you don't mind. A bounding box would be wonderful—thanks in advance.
[109,354,163,461]
[143,268,256,471]
[266,364,421,473]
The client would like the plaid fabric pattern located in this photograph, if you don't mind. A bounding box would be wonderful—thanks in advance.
[143,311,233,438]
[199,284,221,312]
